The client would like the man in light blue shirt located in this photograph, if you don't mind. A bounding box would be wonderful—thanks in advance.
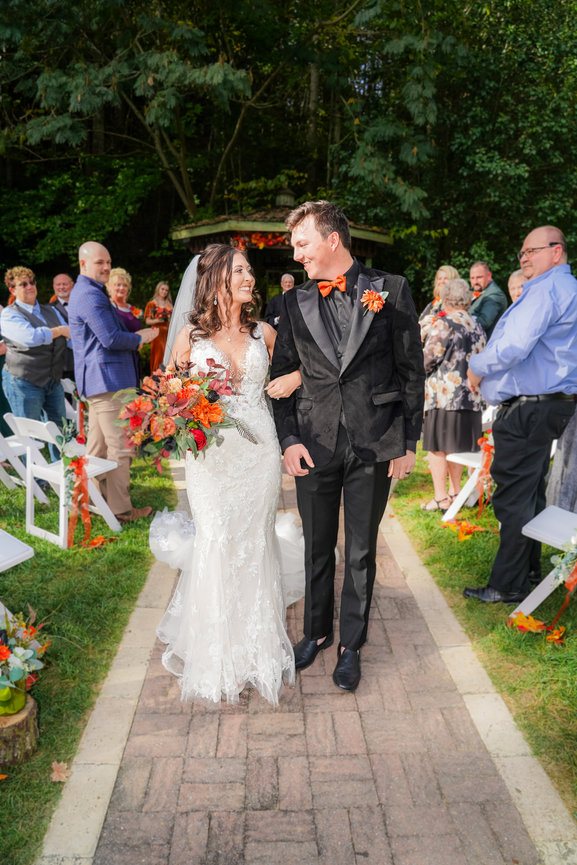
[1,266,69,458]
[464,226,577,603]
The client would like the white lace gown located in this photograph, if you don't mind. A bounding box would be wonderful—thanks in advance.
[156,325,299,705]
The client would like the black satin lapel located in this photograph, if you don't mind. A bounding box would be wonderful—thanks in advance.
[297,286,340,369]
[340,273,386,373]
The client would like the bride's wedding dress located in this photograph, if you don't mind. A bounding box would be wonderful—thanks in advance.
[154,324,302,705]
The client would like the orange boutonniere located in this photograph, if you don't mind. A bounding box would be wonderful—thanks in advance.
[360,288,389,315]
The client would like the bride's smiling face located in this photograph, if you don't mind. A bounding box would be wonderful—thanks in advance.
[226,252,255,305]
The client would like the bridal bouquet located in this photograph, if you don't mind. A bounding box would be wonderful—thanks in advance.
[116,361,256,470]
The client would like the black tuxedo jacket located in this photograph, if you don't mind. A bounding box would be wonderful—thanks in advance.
[271,262,425,466]
[263,293,284,328]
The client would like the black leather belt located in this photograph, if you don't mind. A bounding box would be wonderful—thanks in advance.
[500,392,576,408]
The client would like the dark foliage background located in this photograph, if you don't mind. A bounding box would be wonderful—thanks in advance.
[1,0,576,306]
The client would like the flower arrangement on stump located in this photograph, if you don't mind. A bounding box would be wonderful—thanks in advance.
[0,606,49,716]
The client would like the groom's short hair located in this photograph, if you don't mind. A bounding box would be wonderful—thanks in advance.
[286,200,351,251]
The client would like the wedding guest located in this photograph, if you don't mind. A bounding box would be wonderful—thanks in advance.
[107,268,142,332]
[264,273,295,329]
[465,227,577,604]
[508,269,524,303]
[272,200,425,691]
[419,265,459,342]
[1,266,68,458]
[144,281,173,372]
[69,242,158,523]
[50,273,75,379]
[50,273,74,307]
[546,410,577,513]
[421,278,486,511]
[468,261,507,338]
[0,307,11,436]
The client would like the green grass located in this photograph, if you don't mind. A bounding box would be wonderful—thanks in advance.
[391,446,577,817]
[0,460,176,865]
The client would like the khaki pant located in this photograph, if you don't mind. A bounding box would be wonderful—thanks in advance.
[87,392,133,515]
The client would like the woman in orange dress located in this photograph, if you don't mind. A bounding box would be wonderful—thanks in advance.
[144,282,173,372]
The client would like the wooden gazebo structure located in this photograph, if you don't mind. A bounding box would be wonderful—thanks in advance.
[170,205,392,302]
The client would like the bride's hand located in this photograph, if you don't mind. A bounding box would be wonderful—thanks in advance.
[266,370,302,400]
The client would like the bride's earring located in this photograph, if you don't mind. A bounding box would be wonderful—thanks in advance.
[213,296,217,306]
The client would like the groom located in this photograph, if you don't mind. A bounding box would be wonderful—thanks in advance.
[272,201,424,691]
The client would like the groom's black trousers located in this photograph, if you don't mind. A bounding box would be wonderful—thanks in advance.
[295,424,391,651]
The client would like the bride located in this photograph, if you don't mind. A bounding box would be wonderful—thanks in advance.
[155,244,303,705]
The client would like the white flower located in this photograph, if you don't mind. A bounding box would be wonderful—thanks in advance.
[62,439,86,458]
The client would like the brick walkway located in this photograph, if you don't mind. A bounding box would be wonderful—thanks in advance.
[92,474,543,865]
[38,469,577,865]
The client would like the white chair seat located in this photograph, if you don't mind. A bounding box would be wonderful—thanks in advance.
[39,456,117,481]
[0,528,34,572]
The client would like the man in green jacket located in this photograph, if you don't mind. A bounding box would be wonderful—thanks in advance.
[469,261,508,339]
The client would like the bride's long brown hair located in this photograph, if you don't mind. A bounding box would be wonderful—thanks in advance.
[187,244,260,343]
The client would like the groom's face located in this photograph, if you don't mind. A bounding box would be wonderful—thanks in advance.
[291,216,338,280]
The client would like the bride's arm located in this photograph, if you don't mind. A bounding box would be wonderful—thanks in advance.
[166,325,191,369]
[266,370,301,399]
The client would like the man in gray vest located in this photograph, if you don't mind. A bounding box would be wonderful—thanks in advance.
[1,266,68,458]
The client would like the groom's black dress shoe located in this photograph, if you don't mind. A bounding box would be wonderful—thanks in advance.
[332,643,361,691]
[463,585,528,604]
[293,633,334,671]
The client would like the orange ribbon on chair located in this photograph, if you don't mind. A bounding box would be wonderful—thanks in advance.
[476,433,494,516]
[67,456,91,548]
[78,400,86,441]
[507,561,577,645]
[318,275,346,297]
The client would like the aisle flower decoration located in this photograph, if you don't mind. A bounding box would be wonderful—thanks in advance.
[508,529,577,645]
[0,606,49,715]
[476,430,494,516]
[55,419,91,547]
[116,361,257,471]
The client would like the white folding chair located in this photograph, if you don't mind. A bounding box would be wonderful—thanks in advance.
[510,505,577,618]
[442,405,498,523]
[0,425,49,504]
[60,377,78,424]
[6,415,121,548]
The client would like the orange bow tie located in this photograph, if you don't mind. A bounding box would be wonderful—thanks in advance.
[318,275,346,298]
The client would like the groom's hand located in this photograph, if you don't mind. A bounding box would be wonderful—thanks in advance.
[388,450,416,479]
[284,444,315,476]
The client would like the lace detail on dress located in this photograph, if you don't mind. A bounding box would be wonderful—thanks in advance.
[156,323,300,705]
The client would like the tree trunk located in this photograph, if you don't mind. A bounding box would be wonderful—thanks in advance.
[307,63,320,189]
[0,695,39,768]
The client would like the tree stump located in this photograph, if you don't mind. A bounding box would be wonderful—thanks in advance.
[0,695,39,768]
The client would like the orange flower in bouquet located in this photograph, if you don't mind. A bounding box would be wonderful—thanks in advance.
[116,360,256,470]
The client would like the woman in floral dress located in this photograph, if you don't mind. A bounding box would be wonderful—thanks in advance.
[421,278,486,511]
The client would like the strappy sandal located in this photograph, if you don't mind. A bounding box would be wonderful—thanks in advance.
[420,496,452,512]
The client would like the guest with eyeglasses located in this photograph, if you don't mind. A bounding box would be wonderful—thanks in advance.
[463,226,577,604]
[1,266,69,459]
[468,261,507,339]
